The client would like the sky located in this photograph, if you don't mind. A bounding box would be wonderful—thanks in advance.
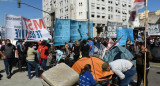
[0,0,160,26]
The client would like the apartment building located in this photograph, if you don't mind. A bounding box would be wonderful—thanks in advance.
[43,0,134,37]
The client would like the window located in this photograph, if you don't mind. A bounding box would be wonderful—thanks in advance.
[97,15,100,18]
[79,2,82,6]
[102,7,105,10]
[91,14,95,18]
[102,0,104,2]
[102,16,105,18]
[97,7,100,9]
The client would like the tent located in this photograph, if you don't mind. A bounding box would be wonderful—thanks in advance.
[103,46,136,66]
[72,57,114,81]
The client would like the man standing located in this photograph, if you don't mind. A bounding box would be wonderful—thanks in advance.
[17,39,25,72]
[80,40,90,57]
[88,38,94,56]
[1,39,18,79]
[102,59,136,86]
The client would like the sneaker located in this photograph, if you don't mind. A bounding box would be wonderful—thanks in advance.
[7,74,11,79]
[35,77,39,79]
[28,77,31,80]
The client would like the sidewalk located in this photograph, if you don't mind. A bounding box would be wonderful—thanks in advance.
[0,60,43,86]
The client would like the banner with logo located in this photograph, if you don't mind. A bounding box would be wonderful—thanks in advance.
[22,18,51,40]
[5,14,51,41]
[148,24,160,36]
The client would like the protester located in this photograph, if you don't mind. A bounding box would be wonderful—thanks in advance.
[79,64,96,86]
[0,50,6,80]
[26,43,39,79]
[72,40,80,62]
[88,38,94,56]
[65,42,70,57]
[37,41,43,60]
[68,40,73,52]
[1,39,18,79]
[80,40,90,57]
[55,46,63,63]
[17,39,25,72]
[40,41,49,70]
[102,59,136,86]
[131,42,152,86]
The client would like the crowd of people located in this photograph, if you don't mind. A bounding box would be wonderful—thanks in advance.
[0,34,156,86]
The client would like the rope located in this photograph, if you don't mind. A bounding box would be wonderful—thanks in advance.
[117,46,136,67]
[90,56,98,81]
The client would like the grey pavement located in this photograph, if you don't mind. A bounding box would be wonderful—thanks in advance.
[0,60,43,86]
[0,59,160,86]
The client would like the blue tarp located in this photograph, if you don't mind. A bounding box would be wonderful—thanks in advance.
[54,19,93,46]
[54,19,70,46]
[103,46,136,66]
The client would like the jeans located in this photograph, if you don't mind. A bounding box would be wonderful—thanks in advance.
[120,67,136,86]
[41,58,47,70]
[26,60,39,78]
[37,52,40,59]
[3,58,13,75]
[18,54,26,71]
[89,52,94,56]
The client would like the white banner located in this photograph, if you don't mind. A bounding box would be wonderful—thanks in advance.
[5,14,51,41]
[22,18,51,41]
[5,14,22,40]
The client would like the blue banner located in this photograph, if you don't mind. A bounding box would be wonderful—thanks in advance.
[54,19,93,46]
[70,20,81,42]
[117,28,134,46]
[54,19,70,46]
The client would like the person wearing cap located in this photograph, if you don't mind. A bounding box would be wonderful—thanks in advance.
[102,59,136,86]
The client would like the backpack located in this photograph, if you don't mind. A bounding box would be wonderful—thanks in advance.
[3,45,14,58]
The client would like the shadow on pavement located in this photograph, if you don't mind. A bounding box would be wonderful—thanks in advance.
[0,70,5,73]
[157,72,160,74]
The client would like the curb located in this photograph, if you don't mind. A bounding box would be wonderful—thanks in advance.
[151,65,160,68]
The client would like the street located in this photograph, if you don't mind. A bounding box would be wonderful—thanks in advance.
[0,60,43,86]
[0,59,160,86]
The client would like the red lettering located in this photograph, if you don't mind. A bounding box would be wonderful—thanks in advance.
[23,18,33,30]
[23,18,29,29]
[33,19,46,30]
[28,20,33,30]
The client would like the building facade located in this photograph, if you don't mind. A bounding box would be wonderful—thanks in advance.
[43,0,134,37]
[139,10,149,20]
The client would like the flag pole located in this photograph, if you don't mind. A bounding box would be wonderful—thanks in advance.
[144,0,148,86]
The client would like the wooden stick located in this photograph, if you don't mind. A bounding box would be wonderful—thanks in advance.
[144,1,148,86]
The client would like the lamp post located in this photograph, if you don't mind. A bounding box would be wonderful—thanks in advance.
[87,0,90,38]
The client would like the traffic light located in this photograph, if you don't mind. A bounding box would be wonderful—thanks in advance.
[17,0,21,8]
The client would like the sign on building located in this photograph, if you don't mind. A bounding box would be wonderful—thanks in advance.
[147,24,160,36]
[105,21,127,38]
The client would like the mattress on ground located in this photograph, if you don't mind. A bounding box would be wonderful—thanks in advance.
[42,63,79,86]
